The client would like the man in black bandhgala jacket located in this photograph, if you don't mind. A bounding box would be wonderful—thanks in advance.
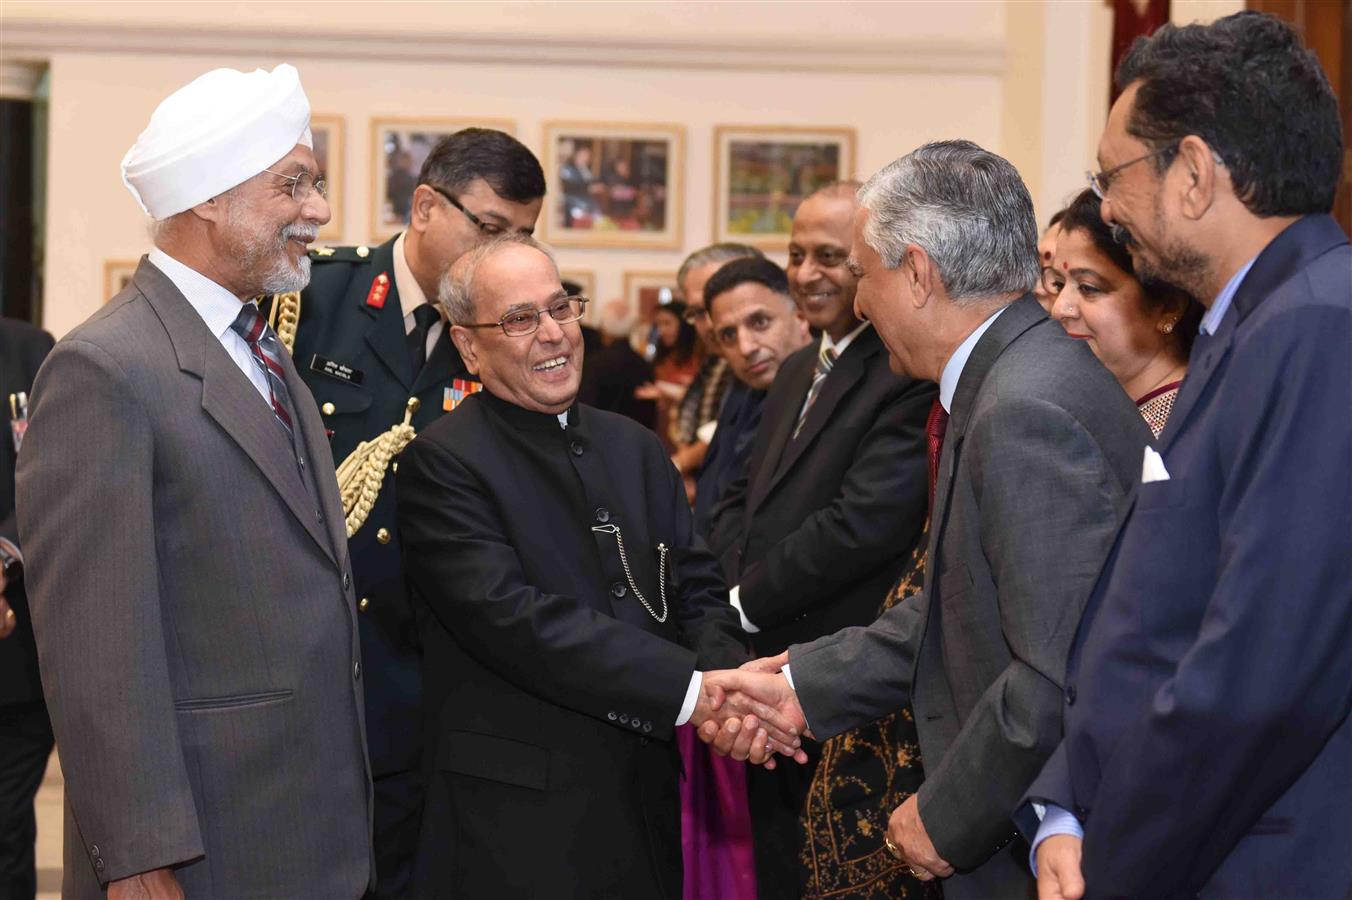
[397,233,751,899]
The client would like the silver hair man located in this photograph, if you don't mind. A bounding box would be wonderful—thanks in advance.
[857,140,1039,302]
[439,231,559,326]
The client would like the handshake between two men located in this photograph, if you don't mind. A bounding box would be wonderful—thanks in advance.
[688,653,958,884]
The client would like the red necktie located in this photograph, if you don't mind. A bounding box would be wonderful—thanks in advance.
[926,398,949,520]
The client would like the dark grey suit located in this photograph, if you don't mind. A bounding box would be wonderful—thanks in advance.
[16,258,373,898]
[790,296,1149,897]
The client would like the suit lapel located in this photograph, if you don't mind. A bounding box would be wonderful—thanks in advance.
[135,258,339,565]
[747,346,815,515]
[768,326,878,488]
[280,348,346,562]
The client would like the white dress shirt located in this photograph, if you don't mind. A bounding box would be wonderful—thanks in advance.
[392,231,444,357]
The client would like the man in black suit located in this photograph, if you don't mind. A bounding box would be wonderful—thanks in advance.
[1,316,54,900]
[396,233,754,898]
[280,128,545,898]
[708,183,935,897]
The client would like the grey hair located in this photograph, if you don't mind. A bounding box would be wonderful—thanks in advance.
[675,242,764,299]
[857,140,1039,302]
[438,231,558,326]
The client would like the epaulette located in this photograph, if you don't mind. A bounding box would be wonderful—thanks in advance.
[309,244,376,263]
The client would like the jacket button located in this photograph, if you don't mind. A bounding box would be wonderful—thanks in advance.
[607,711,617,721]
[642,722,652,733]
[342,573,352,590]
[631,719,642,729]
[356,245,370,258]
[595,508,610,523]
[1065,685,1077,705]
[321,402,335,415]
[90,845,99,857]
[95,859,105,872]
[570,441,584,456]
[353,661,362,680]
[611,582,627,598]
[358,597,370,612]
[376,528,391,545]
[315,509,325,525]
[619,713,629,724]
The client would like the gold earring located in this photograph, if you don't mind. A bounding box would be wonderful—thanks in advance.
[1158,318,1176,334]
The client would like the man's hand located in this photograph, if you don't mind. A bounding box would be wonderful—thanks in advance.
[688,684,779,767]
[886,794,954,882]
[1036,834,1084,900]
[108,868,184,900]
[0,569,14,639]
[739,651,788,674]
[697,669,809,765]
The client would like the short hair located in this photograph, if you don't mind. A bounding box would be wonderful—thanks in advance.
[1058,188,1204,355]
[857,140,1039,301]
[1047,207,1068,229]
[1115,11,1342,217]
[703,257,791,319]
[675,243,764,300]
[418,128,546,204]
[439,232,557,326]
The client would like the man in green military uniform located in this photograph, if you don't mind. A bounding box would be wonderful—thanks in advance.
[280,128,545,897]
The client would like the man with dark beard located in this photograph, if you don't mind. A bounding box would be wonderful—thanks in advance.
[17,64,372,898]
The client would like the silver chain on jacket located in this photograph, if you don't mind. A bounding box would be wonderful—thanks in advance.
[591,523,668,623]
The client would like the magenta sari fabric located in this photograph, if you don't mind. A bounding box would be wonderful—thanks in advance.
[678,725,758,900]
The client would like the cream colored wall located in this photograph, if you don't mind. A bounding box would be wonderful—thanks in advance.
[4,0,1124,338]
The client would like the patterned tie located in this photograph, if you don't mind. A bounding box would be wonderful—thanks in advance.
[230,302,297,439]
[926,397,949,520]
[792,343,838,439]
[408,303,440,380]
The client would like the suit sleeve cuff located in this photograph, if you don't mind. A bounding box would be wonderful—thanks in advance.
[1029,804,1083,877]
[729,585,760,634]
[674,671,703,726]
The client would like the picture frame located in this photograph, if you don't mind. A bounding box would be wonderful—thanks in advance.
[559,269,596,298]
[713,125,857,249]
[370,116,517,242]
[542,121,685,249]
[622,269,680,325]
[103,259,139,300]
[310,114,345,242]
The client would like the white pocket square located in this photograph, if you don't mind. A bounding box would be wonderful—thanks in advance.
[1141,446,1170,484]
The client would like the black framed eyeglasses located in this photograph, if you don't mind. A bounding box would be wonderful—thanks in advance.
[682,306,708,325]
[263,168,328,202]
[429,185,507,236]
[462,296,589,337]
[1086,143,1178,199]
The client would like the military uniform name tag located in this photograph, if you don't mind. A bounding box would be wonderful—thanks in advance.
[310,354,365,385]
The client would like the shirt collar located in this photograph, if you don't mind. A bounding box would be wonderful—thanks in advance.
[392,231,429,319]
[822,319,871,358]
[1199,256,1257,335]
[939,305,1008,413]
[147,246,251,340]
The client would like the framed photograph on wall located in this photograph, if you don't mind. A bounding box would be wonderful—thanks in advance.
[370,117,516,241]
[542,121,684,249]
[713,125,857,249]
[559,269,595,298]
[622,270,680,325]
[310,114,345,242]
[103,259,139,300]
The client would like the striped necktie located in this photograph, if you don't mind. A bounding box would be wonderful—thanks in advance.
[792,343,838,439]
[230,302,297,439]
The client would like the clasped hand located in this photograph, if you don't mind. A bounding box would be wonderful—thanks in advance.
[689,653,810,769]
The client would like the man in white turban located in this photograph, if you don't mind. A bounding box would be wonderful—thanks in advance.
[17,64,374,899]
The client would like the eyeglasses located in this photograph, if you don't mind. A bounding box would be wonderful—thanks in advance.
[682,306,708,325]
[462,296,589,337]
[1086,144,1177,199]
[263,169,328,202]
[429,185,507,236]
[1039,265,1066,297]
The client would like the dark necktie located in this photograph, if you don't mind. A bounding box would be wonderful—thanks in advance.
[231,302,297,440]
[408,303,440,380]
[926,397,949,520]
[792,343,838,439]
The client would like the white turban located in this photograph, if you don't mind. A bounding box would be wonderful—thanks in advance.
[121,63,313,219]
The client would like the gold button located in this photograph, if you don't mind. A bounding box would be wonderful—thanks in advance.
[376,528,391,545]
[356,245,370,258]
[407,396,421,414]
[321,402,335,415]
[392,462,398,474]
[358,597,370,612]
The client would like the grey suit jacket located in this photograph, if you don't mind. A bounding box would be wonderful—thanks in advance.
[791,296,1149,897]
[16,257,373,898]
